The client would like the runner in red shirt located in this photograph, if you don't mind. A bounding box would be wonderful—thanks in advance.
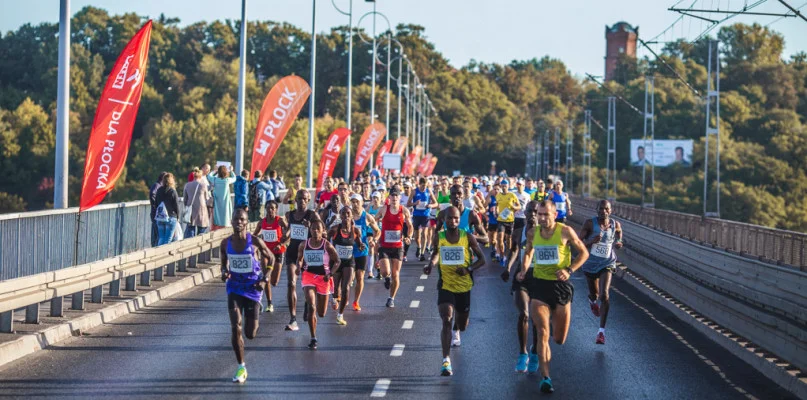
[374,185,414,308]
[252,200,288,313]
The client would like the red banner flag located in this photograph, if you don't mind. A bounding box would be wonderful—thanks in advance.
[426,156,438,176]
[418,153,433,175]
[316,128,351,190]
[391,137,408,155]
[79,21,153,211]
[402,153,418,176]
[374,140,393,170]
[352,123,386,180]
[406,146,423,175]
[251,76,311,176]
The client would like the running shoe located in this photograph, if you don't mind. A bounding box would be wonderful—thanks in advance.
[331,297,338,311]
[590,300,601,317]
[267,303,274,313]
[308,338,318,350]
[440,361,453,376]
[232,365,248,383]
[384,277,391,289]
[596,332,605,345]
[285,320,299,331]
[499,257,506,267]
[540,377,554,393]
[528,347,539,373]
[336,314,347,326]
[367,273,374,279]
[376,269,382,280]
[352,301,362,311]
[419,254,426,262]
[452,330,461,347]
[490,250,496,259]
[404,256,408,262]
[386,297,395,308]
[515,353,529,373]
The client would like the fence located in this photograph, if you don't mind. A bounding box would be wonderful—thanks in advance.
[570,195,807,271]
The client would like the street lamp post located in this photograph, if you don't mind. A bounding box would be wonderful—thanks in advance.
[235,0,248,173]
[307,0,317,188]
[332,0,353,181]
[54,0,70,209]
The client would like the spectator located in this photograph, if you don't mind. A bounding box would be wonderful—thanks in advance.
[208,165,236,229]
[268,169,283,199]
[183,168,210,238]
[155,173,180,245]
[249,170,274,222]
[149,171,167,247]
[234,169,250,210]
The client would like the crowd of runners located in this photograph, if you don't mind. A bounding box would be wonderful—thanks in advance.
[215,170,623,393]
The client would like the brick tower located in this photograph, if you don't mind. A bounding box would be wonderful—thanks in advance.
[604,22,638,82]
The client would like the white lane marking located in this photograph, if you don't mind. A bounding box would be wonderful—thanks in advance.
[390,344,405,356]
[420,274,428,280]
[371,379,391,397]
[416,286,424,292]
[410,300,420,308]
[402,320,414,329]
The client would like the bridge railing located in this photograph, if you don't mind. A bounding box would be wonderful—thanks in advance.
[570,196,807,271]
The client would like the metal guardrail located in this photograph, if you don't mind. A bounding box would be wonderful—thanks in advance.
[570,195,807,271]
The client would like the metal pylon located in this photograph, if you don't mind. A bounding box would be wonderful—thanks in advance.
[582,110,592,198]
[642,76,656,208]
[704,40,721,218]
[553,127,560,179]
[606,97,617,201]
[565,120,573,194]
[542,130,549,178]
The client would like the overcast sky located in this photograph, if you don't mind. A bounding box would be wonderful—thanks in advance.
[2,0,806,78]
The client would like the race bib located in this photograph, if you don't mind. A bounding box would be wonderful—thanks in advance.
[228,253,254,274]
[385,230,402,243]
[591,242,611,258]
[290,224,308,240]
[335,245,353,260]
[532,245,560,265]
[440,246,466,266]
[499,208,512,220]
[261,229,278,243]
[304,249,325,266]
[416,201,427,210]
[555,201,567,212]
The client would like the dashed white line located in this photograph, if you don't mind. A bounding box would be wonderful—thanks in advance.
[371,379,391,397]
[390,344,405,356]
[420,274,428,280]
[416,286,424,292]
[409,300,420,308]
[402,320,414,329]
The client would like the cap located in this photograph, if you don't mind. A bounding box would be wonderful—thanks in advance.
[500,179,509,186]
[350,193,363,201]
[372,191,382,198]
[403,181,412,187]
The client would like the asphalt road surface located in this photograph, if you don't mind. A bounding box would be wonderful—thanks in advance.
[0,246,796,399]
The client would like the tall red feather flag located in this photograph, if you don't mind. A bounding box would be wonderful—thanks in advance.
[374,140,393,171]
[352,123,386,180]
[316,128,352,190]
[251,76,311,176]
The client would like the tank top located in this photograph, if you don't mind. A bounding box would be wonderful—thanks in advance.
[531,223,571,280]
[437,230,473,293]
[581,217,617,273]
[325,209,341,229]
[487,196,498,225]
[353,211,370,257]
[412,188,431,217]
[302,239,330,275]
[331,226,356,269]
[442,207,473,234]
[260,216,285,255]
[380,205,405,248]
[225,234,263,303]
[551,191,568,219]
[286,210,313,256]
[367,204,382,217]
[288,187,298,211]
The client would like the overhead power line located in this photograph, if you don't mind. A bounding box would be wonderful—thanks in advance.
[584,74,644,117]
[637,38,701,97]
[778,0,807,21]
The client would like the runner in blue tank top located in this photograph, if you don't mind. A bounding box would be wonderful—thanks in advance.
[578,200,623,345]
[549,180,573,223]
[436,184,488,244]
[220,208,274,384]
[407,177,438,261]
[350,194,380,311]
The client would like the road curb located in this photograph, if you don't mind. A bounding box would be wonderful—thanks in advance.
[0,264,221,369]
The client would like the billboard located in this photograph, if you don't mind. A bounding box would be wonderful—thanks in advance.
[630,139,693,167]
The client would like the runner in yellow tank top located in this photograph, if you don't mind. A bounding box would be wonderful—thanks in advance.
[424,206,485,377]
[517,200,588,394]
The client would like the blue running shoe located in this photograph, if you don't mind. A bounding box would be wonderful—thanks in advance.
[440,360,453,376]
[528,347,539,373]
[540,377,554,393]
[515,353,529,373]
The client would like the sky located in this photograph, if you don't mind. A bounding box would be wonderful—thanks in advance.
[1,0,806,78]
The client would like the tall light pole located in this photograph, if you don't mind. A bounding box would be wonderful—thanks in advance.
[307,0,318,187]
[404,65,411,154]
[235,0,248,173]
[396,53,404,140]
[54,0,70,209]
[332,0,353,180]
[385,32,392,141]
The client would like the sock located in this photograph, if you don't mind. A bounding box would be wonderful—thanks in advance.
[598,328,605,334]
[443,356,450,363]
[239,363,245,367]
[589,298,597,304]
[311,337,317,341]
[337,313,343,318]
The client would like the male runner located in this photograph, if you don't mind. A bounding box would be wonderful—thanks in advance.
[549,180,572,222]
[517,200,588,393]
[375,186,414,307]
[495,179,521,267]
[351,194,380,310]
[513,179,532,237]
[408,177,438,261]
[424,206,485,376]
[579,199,623,344]
[221,209,273,383]
[283,190,322,331]
[532,179,549,201]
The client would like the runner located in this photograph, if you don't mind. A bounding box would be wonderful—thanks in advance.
[350,194,380,311]
[549,180,573,223]
[220,209,274,383]
[517,200,589,393]
[320,193,342,230]
[296,220,339,349]
[495,179,521,267]
[375,185,414,307]
[513,179,532,242]
[316,177,338,210]
[366,191,384,279]
[579,199,623,345]
[408,177,437,261]
[282,175,304,212]
[432,178,452,255]
[283,190,322,332]
[424,206,485,376]
[532,179,549,201]
[486,183,499,259]
[328,205,365,325]
[436,184,488,245]
[401,181,413,262]
[253,200,288,313]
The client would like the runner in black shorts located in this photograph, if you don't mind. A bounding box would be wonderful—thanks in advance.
[350,194,379,311]
[283,189,321,332]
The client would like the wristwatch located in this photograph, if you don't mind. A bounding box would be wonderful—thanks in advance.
[467,266,474,273]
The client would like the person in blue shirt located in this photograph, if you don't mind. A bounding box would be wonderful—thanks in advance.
[234,169,250,210]
[524,178,538,196]
[249,171,274,221]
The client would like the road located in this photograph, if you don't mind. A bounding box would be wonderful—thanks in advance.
[0,246,796,399]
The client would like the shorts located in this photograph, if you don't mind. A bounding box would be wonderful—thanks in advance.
[354,256,368,270]
[528,279,574,310]
[511,267,533,294]
[514,218,525,230]
[301,271,333,295]
[555,216,567,223]
[437,288,471,313]
[378,247,404,260]
[429,219,437,228]
[413,215,429,228]
[584,265,616,280]
[497,222,514,235]
[227,293,260,322]
[270,252,285,265]
[487,222,498,231]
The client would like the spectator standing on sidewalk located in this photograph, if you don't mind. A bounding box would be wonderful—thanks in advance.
[208,165,236,230]
[184,168,211,237]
